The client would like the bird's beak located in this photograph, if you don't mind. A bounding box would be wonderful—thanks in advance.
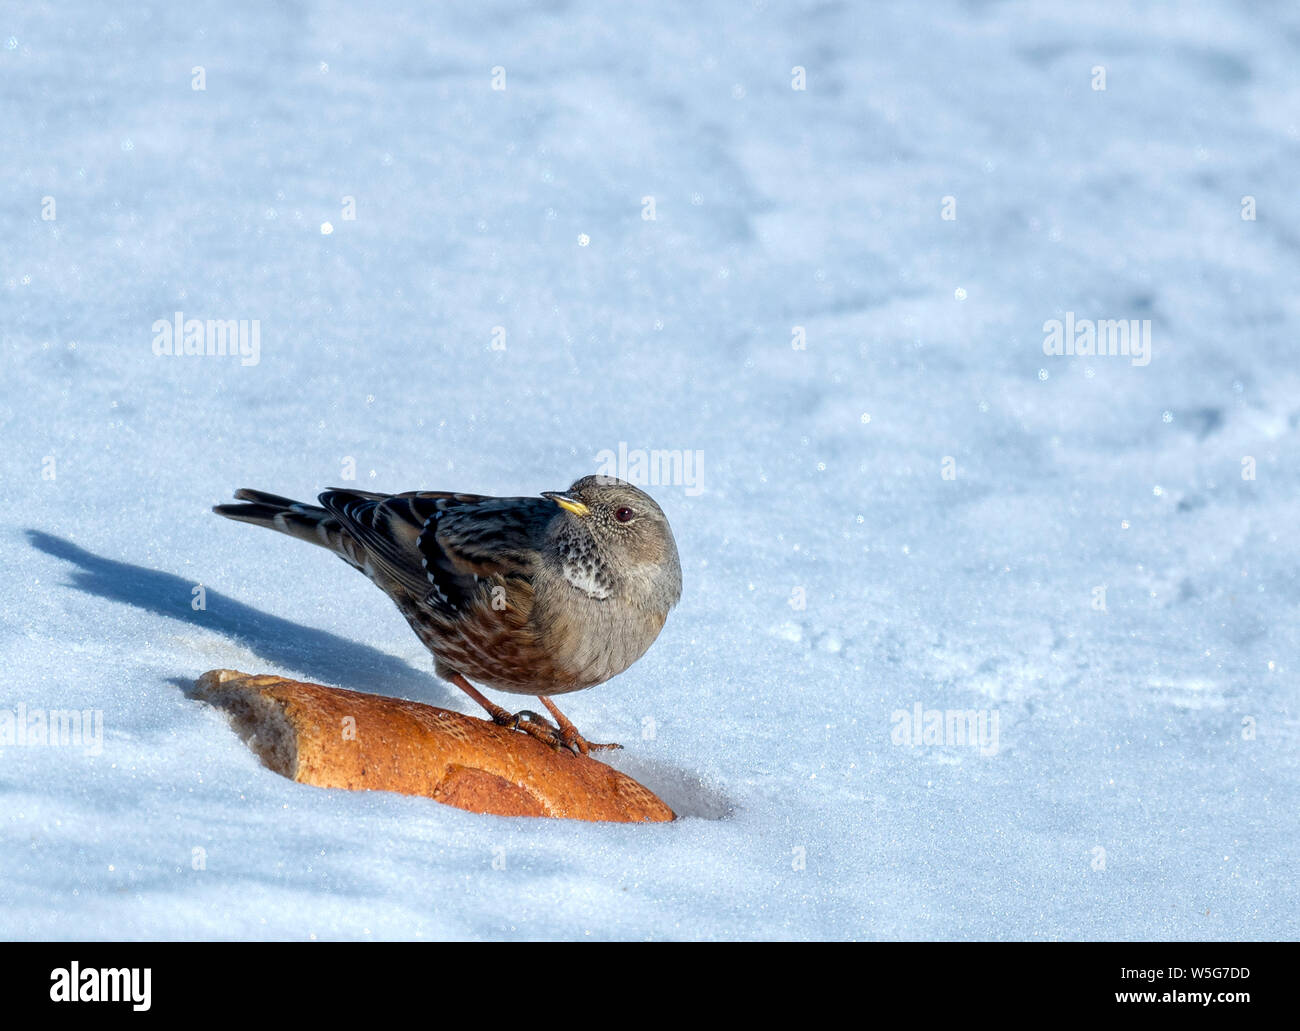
[542,491,591,517]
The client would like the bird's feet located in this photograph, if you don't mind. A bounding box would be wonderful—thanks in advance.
[537,695,622,756]
[489,707,561,747]
[447,673,621,756]
[491,709,620,756]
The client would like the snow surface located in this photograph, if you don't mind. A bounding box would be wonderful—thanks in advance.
[2,1,1298,940]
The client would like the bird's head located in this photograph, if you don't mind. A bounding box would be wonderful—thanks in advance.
[542,476,682,608]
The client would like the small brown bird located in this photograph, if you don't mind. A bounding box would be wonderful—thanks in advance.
[213,476,682,754]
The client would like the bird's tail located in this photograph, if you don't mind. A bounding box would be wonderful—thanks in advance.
[213,488,350,554]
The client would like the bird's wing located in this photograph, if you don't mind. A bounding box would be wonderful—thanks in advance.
[317,489,552,612]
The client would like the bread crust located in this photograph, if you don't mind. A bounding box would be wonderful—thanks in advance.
[193,669,674,823]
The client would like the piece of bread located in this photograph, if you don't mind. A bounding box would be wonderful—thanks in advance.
[193,669,674,823]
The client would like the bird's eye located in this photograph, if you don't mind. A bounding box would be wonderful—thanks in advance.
[615,506,635,523]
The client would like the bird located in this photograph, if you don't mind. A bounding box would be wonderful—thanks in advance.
[213,475,682,755]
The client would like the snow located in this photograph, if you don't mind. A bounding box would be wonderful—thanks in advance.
[3,0,1298,940]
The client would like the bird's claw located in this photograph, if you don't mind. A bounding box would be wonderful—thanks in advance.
[492,708,552,732]
[558,729,623,756]
[488,705,621,757]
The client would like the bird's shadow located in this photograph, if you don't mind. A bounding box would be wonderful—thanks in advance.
[26,530,454,706]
